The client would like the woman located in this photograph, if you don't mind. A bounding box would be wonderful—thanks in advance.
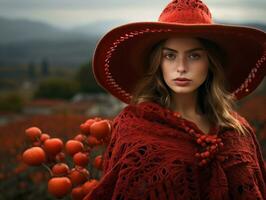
[85,0,266,199]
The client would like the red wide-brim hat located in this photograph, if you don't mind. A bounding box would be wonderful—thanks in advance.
[92,0,266,104]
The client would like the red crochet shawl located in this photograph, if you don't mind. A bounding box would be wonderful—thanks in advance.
[84,101,266,200]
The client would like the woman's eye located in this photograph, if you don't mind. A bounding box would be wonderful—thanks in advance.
[188,53,201,60]
[164,53,176,60]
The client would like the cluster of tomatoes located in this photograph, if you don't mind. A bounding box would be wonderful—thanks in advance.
[22,117,112,199]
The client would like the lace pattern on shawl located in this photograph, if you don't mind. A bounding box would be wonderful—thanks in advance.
[85,102,266,200]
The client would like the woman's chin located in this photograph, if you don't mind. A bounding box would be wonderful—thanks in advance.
[170,86,197,95]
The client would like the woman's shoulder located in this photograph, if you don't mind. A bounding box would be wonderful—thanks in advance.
[109,101,160,140]
[112,103,139,120]
[221,110,256,145]
[111,102,141,126]
[113,101,162,121]
[230,110,254,131]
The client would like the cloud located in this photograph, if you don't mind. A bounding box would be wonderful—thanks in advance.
[0,0,265,28]
[0,0,165,10]
[211,6,266,24]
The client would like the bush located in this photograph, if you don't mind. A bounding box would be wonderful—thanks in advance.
[0,93,24,112]
[34,78,79,100]
[76,63,104,93]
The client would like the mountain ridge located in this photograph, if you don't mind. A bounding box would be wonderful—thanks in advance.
[0,16,265,67]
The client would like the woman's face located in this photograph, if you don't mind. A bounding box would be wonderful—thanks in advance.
[161,37,209,96]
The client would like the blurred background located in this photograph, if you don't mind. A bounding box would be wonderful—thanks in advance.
[0,0,265,199]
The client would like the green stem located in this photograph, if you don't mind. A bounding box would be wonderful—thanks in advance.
[42,163,53,177]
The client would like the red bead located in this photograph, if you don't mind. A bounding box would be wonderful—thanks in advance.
[196,138,202,144]
[205,137,212,143]
[217,138,222,142]
[195,153,200,157]
[204,151,210,157]
[189,129,195,134]
[173,112,180,117]
[219,142,224,147]
[195,134,201,138]
[201,142,207,147]
[210,149,215,153]
[201,159,207,165]
[211,139,217,143]
[210,145,217,150]
[200,135,207,140]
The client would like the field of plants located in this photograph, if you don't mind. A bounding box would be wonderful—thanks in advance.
[0,95,265,200]
[0,114,104,200]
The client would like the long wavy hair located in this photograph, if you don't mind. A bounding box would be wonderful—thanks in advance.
[130,38,249,135]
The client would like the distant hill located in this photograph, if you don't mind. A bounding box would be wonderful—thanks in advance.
[220,21,266,32]
[0,17,126,44]
[0,17,91,44]
[0,16,265,67]
[72,20,266,37]
[0,39,98,67]
[246,23,266,31]
[0,16,265,44]
[0,17,101,67]
[72,20,127,36]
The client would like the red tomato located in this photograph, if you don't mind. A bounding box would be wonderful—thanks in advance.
[52,163,69,176]
[87,136,101,147]
[71,186,85,200]
[40,133,50,142]
[73,152,89,167]
[55,152,66,162]
[93,155,103,170]
[43,138,63,156]
[74,134,85,142]
[82,179,99,195]
[48,177,72,198]
[65,140,84,156]
[80,119,96,135]
[25,127,42,141]
[22,147,46,166]
[68,168,90,186]
[90,120,112,140]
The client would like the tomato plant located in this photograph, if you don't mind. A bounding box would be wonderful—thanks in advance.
[21,117,112,199]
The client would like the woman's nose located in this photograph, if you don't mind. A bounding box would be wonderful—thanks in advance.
[176,57,187,73]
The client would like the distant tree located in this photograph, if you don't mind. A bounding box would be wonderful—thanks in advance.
[34,78,79,99]
[0,93,23,112]
[41,58,50,77]
[0,79,18,90]
[76,62,105,93]
[28,61,36,80]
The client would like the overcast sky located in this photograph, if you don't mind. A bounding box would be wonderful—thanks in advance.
[0,0,265,28]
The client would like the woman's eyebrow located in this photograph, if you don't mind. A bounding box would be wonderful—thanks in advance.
[162,47,205,53]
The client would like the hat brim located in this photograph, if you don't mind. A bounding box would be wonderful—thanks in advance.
[93,22,266,104]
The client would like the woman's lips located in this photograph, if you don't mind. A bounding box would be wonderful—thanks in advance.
[174,78,191,81]
[173,78,191,86]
